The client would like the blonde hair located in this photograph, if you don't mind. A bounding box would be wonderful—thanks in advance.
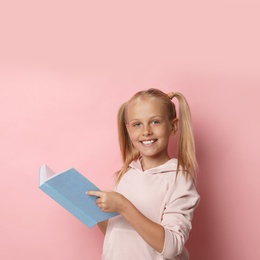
[115,88,197,184]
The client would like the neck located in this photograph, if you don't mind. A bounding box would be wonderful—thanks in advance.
[140,156,171,171]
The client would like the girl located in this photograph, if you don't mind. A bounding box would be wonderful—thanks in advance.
[88,88,200,260]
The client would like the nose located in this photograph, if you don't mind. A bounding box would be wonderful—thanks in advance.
[142,124,152,136]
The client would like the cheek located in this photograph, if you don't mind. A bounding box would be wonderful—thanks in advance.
[127,128,135,140]
[160,127,173,137]
[128,129,141,142]
[129,131,138,141]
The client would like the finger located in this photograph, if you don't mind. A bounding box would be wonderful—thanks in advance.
[100,203,108,212]
[96,202,102,208]
[95,198,102,204]
[97,202,105,210]
[87,190,103,197]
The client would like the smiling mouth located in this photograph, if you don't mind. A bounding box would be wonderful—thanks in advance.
[141,139,157,145]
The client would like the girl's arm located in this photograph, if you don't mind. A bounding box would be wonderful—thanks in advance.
[87,191,165,253]
[119,196,165,253]
[97,220,108,235]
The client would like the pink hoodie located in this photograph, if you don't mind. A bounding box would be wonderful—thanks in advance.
[102,159,200,260]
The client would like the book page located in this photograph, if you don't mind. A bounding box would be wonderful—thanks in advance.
[39,165,57,185]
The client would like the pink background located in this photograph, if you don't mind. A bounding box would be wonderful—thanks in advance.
[1,1,259,259]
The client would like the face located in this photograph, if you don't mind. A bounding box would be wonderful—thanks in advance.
[126,97,178,167]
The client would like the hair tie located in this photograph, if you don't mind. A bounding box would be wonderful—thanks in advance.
[167,92,174,100]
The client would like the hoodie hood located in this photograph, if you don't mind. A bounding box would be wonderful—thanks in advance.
[129,158,178,175]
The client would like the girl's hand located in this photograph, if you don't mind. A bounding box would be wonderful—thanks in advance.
[87,190,127,213]
[88,190,165,253]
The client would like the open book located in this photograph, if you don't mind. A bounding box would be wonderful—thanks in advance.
[39,164,118,228]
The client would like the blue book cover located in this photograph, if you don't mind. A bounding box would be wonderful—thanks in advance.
[39,164,118,228]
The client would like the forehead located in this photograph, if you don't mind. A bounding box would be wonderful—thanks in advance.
[126,97,167,119]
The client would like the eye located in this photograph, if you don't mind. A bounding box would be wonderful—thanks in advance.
[151,119,160,125]
[132,122,141,127]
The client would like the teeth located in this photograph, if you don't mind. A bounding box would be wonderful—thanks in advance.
[142,140,155,145]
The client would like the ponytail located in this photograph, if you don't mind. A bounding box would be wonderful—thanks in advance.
[168,92,197,179]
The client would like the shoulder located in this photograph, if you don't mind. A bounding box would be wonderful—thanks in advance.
[160,163,199,199]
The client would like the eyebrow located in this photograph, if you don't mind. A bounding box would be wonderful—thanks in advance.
[128,115,164,122]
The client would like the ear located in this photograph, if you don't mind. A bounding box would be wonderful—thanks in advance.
[171,118,179,135]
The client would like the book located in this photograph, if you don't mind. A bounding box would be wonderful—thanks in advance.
[38,164,118,228]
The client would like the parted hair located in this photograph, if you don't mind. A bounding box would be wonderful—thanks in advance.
[115,88,197,184]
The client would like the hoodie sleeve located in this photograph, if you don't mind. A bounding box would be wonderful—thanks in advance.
[159,174,200,259]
